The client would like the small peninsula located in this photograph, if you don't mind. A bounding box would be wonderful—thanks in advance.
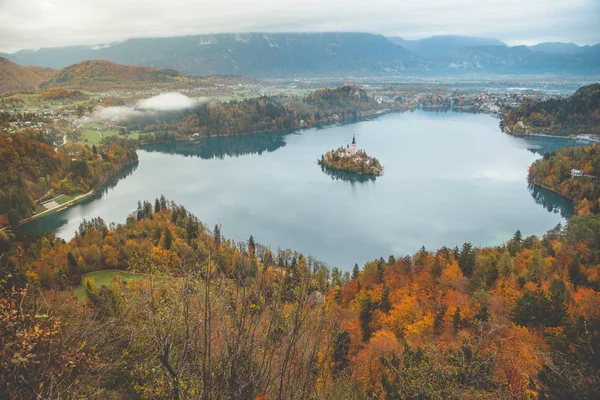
[318,135,383,176]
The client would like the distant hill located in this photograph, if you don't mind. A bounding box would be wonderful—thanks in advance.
[0,57,56,93]
[3,33,600,78]
[387,35,506,58]
[528,42,590,55]
[42,60,182,89]
[503,83,600,135]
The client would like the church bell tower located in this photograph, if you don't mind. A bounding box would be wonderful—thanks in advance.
[351,135,357,155]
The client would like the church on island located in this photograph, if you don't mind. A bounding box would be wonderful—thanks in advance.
[338,135,359,157]
[318,135,383,176]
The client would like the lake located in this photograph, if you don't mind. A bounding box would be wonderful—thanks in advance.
[19,110,581,270]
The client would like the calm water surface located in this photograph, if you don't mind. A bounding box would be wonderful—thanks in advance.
[20,111,582,269]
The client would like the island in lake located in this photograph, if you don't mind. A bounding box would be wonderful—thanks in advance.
[318,135,383,176]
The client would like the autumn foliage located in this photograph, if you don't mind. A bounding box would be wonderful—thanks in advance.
[1,201,599,398]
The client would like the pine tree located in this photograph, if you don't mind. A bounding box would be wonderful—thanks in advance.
[143,201,153,220]
[248,235,256,257]
[162,227,173,250]
[358,293,373,342]
[352,263,360,280]
[380,286,391,313]
[67,252,81,285]
[185,217,198,241]
[136,201,143,221]
[453,307,462,332]
[214,224,221,248]
[154,198,161,214]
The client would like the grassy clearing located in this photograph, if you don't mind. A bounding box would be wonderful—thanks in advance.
[56,195,74,205]
[80,129,103,144]
[75,269,146,300]
[35,204,46,213]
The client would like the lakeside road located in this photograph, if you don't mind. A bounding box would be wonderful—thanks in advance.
[16,189,95,227]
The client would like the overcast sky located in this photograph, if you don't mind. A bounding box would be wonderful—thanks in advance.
[0,0,598,52]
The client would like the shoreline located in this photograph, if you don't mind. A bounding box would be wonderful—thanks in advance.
[11,110,575,234]
[317,161,383,177]
[133,107,397,147]
[15,189,95,228]
[509,131,600,143]
[530,180,577,214]
[13,159,139,231]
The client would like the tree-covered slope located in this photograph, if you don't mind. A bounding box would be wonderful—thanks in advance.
[529,144,600,214]
[0,57,56,93]
[0,133,137,226]
[1,198,600,398]
[504,83,600,135]
[43,60,182,89]
[123,86,378,140]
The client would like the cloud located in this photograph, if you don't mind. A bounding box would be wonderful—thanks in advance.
[0,0,598,52]
[93,92,204,121]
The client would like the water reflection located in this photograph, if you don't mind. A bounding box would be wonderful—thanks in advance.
[516,135,584,156]
[320,165,377,183]
[529,184,574,218]
[15,161,139,237]
[142,134,286,160]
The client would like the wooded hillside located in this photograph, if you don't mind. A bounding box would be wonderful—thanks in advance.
[529,144,600,214]
[1,199,599,398]
[504,83,600,135]
[0,57,55,93]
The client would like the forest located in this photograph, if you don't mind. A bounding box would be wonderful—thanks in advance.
[503,83,600,136]
[1,198,599,399]
[123,86,381,141]
[0,132,137,226]
[529,144,600,214]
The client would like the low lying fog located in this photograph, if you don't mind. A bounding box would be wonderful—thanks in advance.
[93,92,205,120]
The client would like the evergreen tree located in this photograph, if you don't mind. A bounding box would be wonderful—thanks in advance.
[458,242,476,277]
[67,252,81,285]
[154,198,161,214]
[474,304,490,322]
[136,201,143,221]
[358,293,373,342]
[185,217,199,242]
[332,330,351,374]
[453,307,462,332]
[159,194,167,211]
[214,224,221,248]
[508,230,522,255]
[352,263,360,280]
[162,227,173,250]
[512,291,553,327]
[380,286,391,313]
[248,235,256,257]
[143,201,153,219]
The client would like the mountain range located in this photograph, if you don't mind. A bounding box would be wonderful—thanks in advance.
[1,33,599,79]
